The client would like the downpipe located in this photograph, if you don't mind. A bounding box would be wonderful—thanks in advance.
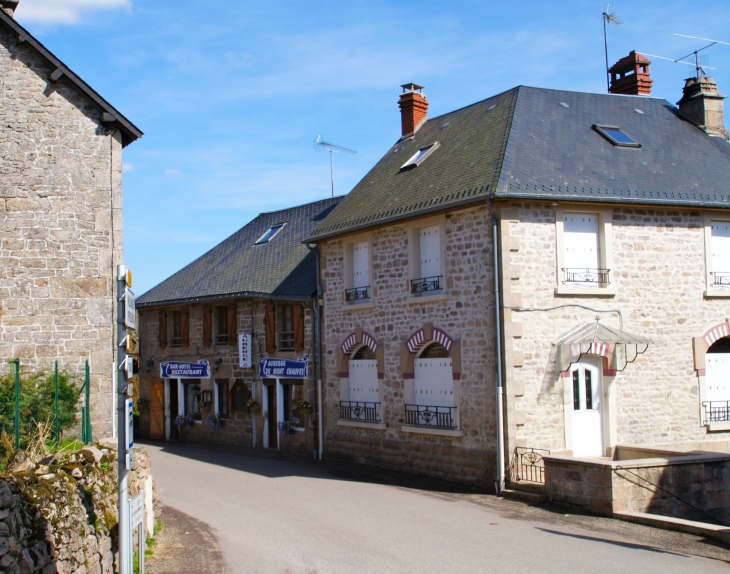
[486,199,506,495]
[307,243,324,461]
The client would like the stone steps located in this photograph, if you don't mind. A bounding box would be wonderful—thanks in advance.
[500,488,547,505]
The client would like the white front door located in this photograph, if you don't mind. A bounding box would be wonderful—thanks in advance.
[570,359,604,457]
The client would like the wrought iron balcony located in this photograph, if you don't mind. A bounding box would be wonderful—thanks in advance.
[509,447,550,485]
[562,268,611,285]
[340,401,380,422]
[345,286,370,302]
[703,401,730,423]
[411,275,443,294]
[404,404,456,429]
[711,272,730,288]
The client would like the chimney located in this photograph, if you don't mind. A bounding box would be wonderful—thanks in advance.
[608,51,653,96]
[1,0,18,17]
[677,77,729,139]
[398,83,428,137]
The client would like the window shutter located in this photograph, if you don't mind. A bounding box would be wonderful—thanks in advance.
[419,225,441,278]
[293,304,304,352]
[353,241,369,288]
[712,221,730,274]
[564,214,599,269]
[181,308,190,348]
[203,306,213,347]
[158,310,168,349]
[265,303,276,354]
[227,304,237,344]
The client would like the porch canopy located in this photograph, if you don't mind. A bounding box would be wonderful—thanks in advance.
[553,320,653,373]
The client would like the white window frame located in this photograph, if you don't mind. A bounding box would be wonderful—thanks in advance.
[406,215,448,302]
[554,206,616,296]
[704,215,730,298]
[342,231,375,309]
[214,379,230,420]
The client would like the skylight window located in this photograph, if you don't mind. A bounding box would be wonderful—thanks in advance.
[593,125,641,148]
[255,223,285,244]
[400,142,440,169]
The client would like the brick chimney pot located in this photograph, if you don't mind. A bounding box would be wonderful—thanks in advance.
[398,84,429,137]
[609,51,653,96]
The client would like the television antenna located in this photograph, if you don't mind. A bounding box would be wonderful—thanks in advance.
[314,135,356,197]
[672,34,730,77]
[602,6,623,92]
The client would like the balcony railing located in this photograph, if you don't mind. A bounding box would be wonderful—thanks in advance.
[704,401,730,423]
[340,401,380,422]
[279,332,294,351]
[562,268,611,286]
[509,447,551,485]
[404,404,456,429]
[411,275,443,294]
[711,272,730,288]
[345,286,370,302]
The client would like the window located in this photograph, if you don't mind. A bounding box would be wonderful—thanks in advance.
[411,224,443,294]
[345,240,371,302]
[284,383,305,427]
[593,125,640,148]
[215,306,228,345]
[555,209,615,295]
[170,311,182,346]
[405,343,456,429]
[182,380,202,421]
[255,224,285,244]
[710,221,730,290]
[215,380,229,418]
[231,380,248,412]
[400,142,439,169]
[341,345,380,422]
[279,305,295,351]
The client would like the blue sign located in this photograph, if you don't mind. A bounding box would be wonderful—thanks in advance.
[160,360,210,379]
[259,357,309,379]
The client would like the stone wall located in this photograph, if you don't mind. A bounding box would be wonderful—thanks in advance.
[137,299,317,455]
[319,204,499,486]
[0,27,124,438]
[0,442,155,574]
[499,202,730,455]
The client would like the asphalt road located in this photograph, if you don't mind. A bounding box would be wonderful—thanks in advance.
[143,441,730,574]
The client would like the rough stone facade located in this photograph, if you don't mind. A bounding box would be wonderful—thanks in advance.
[500,202,730,456]
[138,299,318,456]
[0,25,126,438]
[319,205,499,486]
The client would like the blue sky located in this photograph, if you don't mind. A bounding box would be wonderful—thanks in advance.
[15,0,730,294]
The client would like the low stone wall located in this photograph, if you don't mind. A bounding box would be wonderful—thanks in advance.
[0,443,156,574]
[544,446,730,523]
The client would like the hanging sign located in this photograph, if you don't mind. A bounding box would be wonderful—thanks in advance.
[239,334,252,368]
[160,359,210,379]
[258,357,309,379]
[130,491,145,529]
[125,398,134,451]
[124,289,136,330]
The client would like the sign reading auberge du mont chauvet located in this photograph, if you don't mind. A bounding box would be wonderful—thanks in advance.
[258,357,309,379]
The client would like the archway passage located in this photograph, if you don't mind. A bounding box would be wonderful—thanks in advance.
[706,337,730,423]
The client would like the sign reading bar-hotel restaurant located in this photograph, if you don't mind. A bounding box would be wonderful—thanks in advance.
[160,360,210,379]
[258,357,309,379]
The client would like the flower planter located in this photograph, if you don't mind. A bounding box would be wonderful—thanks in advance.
[299,407,313,416]
[249,404,261,414]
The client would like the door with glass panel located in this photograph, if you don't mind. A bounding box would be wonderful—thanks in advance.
[570,359,604,457]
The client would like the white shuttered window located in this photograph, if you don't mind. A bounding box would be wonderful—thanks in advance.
[352,241,369,289]
[419,225,441,279]
[564,213,600,287]
[712,221,730,289]
[414,358,454,407]
[348,360,379,403]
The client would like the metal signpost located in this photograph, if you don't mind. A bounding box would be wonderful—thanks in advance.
[130,490,145,574]
[116,265,133,574]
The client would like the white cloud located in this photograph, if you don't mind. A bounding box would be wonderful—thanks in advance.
[15,0,131,24]
[122,163,135,173]
[164,168,180,176]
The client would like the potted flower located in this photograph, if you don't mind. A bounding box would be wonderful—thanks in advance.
[296,401,313,416]
[173,413,194,440]
[247,399,261,413]
[205,412,224,432]
[277,421,294,435]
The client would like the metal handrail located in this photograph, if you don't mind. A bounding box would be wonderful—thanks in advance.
[411,275,443,294]
[703,401,730,423]
[345,286,370,302]
[711,272,730,287]
[404,404,456,429]
[340,401,380,422]
[562,268,611,285]
[509,447,550,484]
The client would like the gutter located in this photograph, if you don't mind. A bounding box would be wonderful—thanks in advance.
[486,198,506,495]
[306,243,324,461]
[136,292,313,309]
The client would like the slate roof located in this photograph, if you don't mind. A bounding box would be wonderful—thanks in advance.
[137,197,341,307]
[308,85,730,242]
[0,10,142,146]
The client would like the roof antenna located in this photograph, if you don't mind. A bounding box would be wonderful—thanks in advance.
[313,135,356,198]
[673,34,730,77]
[602,5,623,93]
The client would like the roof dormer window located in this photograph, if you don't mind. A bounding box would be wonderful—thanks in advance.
[593,125,641,148]
[255,223,285,244]
[400,142,440,170]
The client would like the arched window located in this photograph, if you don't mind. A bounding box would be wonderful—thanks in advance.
[705,337,730,423]
[338,330,382,424]
[407,342,456,429]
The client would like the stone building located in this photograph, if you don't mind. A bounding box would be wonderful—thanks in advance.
[0,2,142,436]
[136,198,339,456]
[305,56,730,492]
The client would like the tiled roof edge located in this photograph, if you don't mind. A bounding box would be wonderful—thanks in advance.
[137,291,314,308]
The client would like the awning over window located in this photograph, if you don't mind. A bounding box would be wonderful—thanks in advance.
[553,320,653,373]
